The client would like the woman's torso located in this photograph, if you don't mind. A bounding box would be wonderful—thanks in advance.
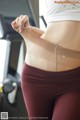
[25,21,80,71]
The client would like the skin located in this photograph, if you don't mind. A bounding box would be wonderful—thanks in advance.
[11,15,80,71]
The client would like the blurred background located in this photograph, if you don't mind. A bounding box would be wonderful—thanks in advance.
[0,0,47,119]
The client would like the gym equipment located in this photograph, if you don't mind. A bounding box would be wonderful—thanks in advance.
[0,0,38,118]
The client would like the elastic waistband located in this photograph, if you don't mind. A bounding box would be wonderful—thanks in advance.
[23,63,80,77]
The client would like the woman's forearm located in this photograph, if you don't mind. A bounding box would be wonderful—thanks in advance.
[20,26,55,53]
[31,26,45,37]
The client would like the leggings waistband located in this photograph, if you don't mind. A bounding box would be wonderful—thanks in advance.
[22,63,80,78]
[21,63,80,85]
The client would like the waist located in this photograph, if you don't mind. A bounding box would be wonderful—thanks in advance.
[25,49,80,72]
[25,21,80,71]
[41,21,80,51]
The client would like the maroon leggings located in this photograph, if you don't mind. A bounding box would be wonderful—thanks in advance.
[21,63,80,120]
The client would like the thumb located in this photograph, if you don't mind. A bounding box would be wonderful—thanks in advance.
[11,21,19,30]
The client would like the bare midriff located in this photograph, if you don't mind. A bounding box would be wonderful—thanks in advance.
[25,21,80,71]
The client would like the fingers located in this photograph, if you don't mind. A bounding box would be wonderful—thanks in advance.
[19,15,29,32]
[11,15,30,33]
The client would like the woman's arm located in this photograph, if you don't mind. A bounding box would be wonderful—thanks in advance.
[11,15,44,37]
[11,15,54,52]
[20,26,55,53]
[30,26,45,37]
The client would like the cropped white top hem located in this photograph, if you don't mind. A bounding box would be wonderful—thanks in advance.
[46,0,80,23]
[46,13,80,23]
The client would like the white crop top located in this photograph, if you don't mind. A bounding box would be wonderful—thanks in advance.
[45,0,80,23]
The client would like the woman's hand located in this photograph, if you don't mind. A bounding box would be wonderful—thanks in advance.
[11,15,30,33]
